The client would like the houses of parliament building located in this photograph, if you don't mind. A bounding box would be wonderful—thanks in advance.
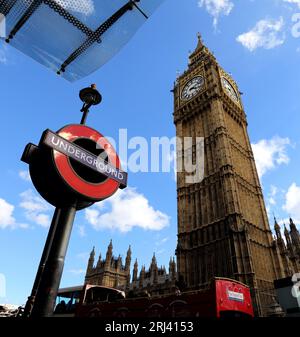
[85,35,300,317]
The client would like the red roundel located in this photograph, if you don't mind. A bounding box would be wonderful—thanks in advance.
[52,124,120,201]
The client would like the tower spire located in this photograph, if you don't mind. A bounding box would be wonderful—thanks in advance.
[289,218,297,231]
[133,258,138,282]
[284,224,293,249]
[196,32,204,50]
[289,218,300,255]
[284,224,289,235]
[86,246,95,274]
[89,246,95,259]
[151,253,157,269]
[191,32,205,55]
[96,252,102,268]
[139,265,145,288]
[188,32,214,67]
[125,245,132,271]
[105,240,113,267]
[274,217,282,238]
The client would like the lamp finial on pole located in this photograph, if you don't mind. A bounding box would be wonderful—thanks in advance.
[79,84,102,125]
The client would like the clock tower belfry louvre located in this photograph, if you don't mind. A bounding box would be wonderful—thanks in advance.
[173,35,281,316]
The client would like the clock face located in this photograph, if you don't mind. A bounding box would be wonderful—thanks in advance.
[181,76,204,101]
[222,77,239,103]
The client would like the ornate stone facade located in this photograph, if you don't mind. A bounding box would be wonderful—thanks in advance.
[84,242,177,296]
[84,34,300,317]
[173,35,299,316]
[84,241,131,290]
[272,218,300,277]
[129,255,177,297]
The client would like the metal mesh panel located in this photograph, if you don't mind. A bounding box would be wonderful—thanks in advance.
[0,0,164,81]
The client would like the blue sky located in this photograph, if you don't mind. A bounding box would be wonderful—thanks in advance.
[1,0,300,305]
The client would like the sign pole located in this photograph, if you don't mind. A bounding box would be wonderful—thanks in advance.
[30,206,76,317]
[23,208,61,317]
[21,85,127,317]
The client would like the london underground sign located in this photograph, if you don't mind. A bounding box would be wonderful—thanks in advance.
[21,86,128,317]
[22,124,127,209]
[42,127,127,189]
[42,129,127,188]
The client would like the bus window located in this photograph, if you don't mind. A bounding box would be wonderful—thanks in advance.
[84,287,125,305]
[85,288,108,304]
[54,291,81,314]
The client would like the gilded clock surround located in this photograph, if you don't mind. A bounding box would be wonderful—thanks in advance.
[221,76,239,103]
[177,69,206,108]
[181,75,205,101]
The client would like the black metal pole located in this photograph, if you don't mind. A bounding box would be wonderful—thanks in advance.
[23,208,61,317]
[31,206,77,317]
[80,108,89,125]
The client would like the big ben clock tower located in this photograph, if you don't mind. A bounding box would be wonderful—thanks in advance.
[174,34,280,316]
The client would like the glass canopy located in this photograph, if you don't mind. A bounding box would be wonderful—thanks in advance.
[0,0,164,81]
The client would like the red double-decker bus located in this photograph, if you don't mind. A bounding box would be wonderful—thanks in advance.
[54,277,254,318]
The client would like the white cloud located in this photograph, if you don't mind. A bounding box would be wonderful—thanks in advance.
[237,17,285,51]
[85,187,170,233]
[198,0,234,28]
[19,190,52,227]
[0,198,16,229]
[0,198,28,229]
[155,237,169,246]
[251,136,290,179]
[283,183,300,223]
[55,0,95,16]
[268,185,278,206]
[283,0,300,8]
[19,170,31,182]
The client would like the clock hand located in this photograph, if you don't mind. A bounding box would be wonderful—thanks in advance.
[189,85,199,91]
